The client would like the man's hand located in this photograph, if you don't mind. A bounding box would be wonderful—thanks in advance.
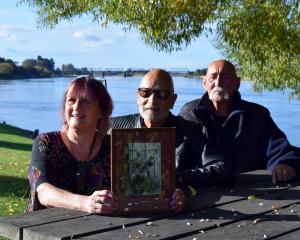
[272,164,297,184]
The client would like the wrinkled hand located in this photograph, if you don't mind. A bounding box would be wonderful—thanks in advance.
[170,188,185,213]
[272,164,297,184]
[83,190,116,214]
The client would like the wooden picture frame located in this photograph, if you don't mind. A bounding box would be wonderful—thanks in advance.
[110,127,176,215]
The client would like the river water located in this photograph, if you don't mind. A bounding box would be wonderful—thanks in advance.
[0,76,299,146]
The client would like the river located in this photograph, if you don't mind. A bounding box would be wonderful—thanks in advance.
[0,76,299,146]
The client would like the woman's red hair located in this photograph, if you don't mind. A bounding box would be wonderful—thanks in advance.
[61,76,113,137]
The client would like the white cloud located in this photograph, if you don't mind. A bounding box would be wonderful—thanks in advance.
[0,24,33,32]
[72,29,115,47]
[0,26,17,43]
[72,30,100,40]
[0,10,19,18]
[0,24,33,43]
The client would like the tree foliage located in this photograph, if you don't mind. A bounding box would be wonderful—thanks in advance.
[0,59,18,78]
[0,55,92,79]
[62,63,78,74]
[37,55,55,71]
[22,59,38,69]
[20,56,55,77]
[19,0,220,51]
[21,56,55,77]
[0,56,56,79]
[215,0,300,98]
[0,62,16,77]
[19,0,300,98]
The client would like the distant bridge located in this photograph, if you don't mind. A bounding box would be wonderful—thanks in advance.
[86,67,192,78]
[88,67,190,72]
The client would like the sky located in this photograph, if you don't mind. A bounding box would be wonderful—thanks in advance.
[0,1,222,71]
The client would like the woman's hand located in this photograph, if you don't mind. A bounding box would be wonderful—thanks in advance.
[83,190,116,214]
[170,188,185,213]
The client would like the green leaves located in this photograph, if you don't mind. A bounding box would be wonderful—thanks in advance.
[18,0,300,98]
[215,1,300,98]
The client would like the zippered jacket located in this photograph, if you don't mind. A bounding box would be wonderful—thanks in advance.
[179,92,300,175]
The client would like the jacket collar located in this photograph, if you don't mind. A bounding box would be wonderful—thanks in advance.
[195,91,245,116]
[137,112,176,128]
[193,91,245,140]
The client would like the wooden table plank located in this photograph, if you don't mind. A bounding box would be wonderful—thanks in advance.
[232,170,272,184]
[0,208,88,240]
[77,184,300,239]
[186,178,296,211]
[273,228,300,240]
[23,213,171,240]
[20,174,281,240]
[181,202,300,239]
[189,170,272,196]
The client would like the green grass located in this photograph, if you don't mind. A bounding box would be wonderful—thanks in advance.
[0,123,33,217]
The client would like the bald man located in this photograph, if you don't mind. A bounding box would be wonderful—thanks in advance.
[111,68,235,189]
[180,60,300,184]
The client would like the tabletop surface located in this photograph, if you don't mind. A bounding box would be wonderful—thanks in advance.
[1,170,300,240]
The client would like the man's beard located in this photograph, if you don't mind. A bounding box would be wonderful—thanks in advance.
[209,86,229,102]
[139,106,167,123]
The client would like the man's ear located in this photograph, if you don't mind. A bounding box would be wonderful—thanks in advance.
[136,92,140,105]
[236,77,241,89]
[169,94,177,109]
[203,76,208,91]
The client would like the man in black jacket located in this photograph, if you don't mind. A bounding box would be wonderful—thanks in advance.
[180,60,300,184]
[111,68,235,189]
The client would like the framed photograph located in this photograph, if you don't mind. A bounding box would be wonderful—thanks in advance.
[110,127,176,215]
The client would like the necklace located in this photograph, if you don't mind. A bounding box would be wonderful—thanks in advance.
[69,132,98,161]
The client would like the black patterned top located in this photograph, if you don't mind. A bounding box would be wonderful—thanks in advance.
[27,131,111,211]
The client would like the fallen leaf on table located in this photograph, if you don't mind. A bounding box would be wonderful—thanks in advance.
[248,194,256,200]
[187,185,197,196]
[253,218,263,224]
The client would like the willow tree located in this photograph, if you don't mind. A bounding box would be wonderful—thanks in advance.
[215,1,300,98]
[19,0,300,98]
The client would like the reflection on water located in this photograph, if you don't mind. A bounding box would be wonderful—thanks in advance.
[0,77,299,146]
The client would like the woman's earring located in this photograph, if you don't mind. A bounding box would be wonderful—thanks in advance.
[96,119,102,132]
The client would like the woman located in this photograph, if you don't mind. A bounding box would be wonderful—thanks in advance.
[28,76,184,214]
[28,75,115,214]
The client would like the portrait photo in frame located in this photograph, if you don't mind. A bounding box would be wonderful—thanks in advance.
[110,127,176,215]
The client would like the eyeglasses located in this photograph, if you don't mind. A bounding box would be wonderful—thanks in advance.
[137,88,172,100]
[75,75,107,88]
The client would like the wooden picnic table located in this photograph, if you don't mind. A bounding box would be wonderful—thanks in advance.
[1,170,300,240]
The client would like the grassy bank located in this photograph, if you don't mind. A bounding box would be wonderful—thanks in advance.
[0,123,33,216]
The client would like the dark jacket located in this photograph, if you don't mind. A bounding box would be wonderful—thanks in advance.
[111,112,235,188]
[180,92,300,175]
